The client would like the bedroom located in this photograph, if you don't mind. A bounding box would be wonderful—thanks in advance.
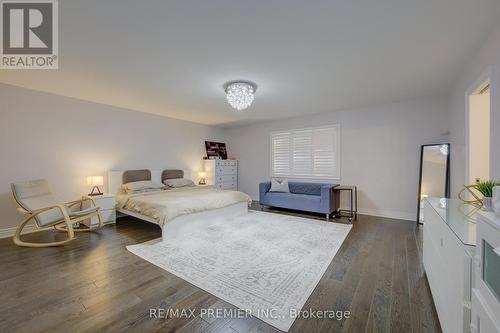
[1,1,500,332]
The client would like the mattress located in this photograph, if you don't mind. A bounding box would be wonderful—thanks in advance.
[116,186,251,227]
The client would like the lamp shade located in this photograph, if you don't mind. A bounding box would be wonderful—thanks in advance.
[86,176,104,187]
[198,171,207,178]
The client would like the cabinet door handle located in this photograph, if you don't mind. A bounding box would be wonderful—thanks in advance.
[440,238,443,247]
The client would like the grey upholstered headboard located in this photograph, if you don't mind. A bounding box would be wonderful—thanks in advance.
[122,169,151,184]
[161,169,184,183]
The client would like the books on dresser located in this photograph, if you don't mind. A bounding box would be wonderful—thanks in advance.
[203,159,237,190]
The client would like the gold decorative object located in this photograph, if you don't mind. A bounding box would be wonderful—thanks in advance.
[458,184,483,208]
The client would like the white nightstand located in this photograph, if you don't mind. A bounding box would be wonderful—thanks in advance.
[82,193,116,227]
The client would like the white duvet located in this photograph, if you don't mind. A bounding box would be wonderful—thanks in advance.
[116,186,252,227]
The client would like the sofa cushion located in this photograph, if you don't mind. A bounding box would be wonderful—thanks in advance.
[263,192,322,213]
[289,182,323,196]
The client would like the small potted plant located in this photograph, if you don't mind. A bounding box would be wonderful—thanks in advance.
[475,180,500,211]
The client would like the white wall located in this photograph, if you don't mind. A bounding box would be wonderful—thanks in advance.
[449,20,500,195]
[7,17,499,228]
[225,97,449,220]
[0,83,224,229]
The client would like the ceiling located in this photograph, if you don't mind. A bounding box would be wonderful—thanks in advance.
[1,0,499,127]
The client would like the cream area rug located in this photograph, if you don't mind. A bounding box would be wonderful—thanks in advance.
[127,211,352,331]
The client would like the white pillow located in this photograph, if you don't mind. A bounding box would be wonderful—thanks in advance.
[122,180,165,194]
[269,178,290,193]
[164,178,195,188]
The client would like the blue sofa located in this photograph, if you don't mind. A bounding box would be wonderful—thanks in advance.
[259,181,340,220]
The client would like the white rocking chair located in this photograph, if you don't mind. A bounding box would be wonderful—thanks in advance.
[11,179,103,247]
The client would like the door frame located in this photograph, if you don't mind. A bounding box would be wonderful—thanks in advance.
[464,66,494,186]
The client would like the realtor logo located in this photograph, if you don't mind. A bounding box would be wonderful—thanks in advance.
[1,0,58,69]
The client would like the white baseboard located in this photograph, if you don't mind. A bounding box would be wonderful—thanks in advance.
[251,195,415,221]
[356,208,415,221]
[0,223,46,239]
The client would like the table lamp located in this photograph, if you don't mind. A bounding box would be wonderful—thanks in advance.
[198,171,207,185]
[87,176,104,196]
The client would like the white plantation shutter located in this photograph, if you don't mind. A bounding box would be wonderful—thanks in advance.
[271,132,292,176]
[271,125,340,179]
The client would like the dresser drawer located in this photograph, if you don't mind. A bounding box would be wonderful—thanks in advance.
[88,196,115,210]
[98,197,115,210]
[100,209,116,222]
[215,182,237,190]
[215,166,237,175]
[216,160,237,167]
[216,174,237,182]
[83,209,116,227]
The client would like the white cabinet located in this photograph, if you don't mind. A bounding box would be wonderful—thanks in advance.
[471,211,500,333]
[83,193,116,227]
[204,159,237,190]
[423,198,476,333]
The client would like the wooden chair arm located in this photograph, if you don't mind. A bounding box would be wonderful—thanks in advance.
[65,196,98,208]
[17,207,29,214]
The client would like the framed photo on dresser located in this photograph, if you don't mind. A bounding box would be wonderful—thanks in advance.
[205,141,227,159]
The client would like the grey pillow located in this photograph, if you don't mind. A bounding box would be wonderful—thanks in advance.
[122,180,165,194]
[164,178,195,188]
[269,179,290,193]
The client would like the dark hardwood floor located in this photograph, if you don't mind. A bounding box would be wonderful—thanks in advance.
[0,203,441,333]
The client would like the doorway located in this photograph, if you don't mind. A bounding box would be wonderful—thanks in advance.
[467,78,490,185]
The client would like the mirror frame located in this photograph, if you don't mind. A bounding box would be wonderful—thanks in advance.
[416,143,450,224]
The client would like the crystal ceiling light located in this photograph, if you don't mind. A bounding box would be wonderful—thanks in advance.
[223,81,257,111]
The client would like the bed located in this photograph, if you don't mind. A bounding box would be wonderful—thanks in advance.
[108,169,251,239]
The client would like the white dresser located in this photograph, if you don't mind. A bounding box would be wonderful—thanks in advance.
[204,159,237,190]
[82,193,116,227]
[423,198,476,333]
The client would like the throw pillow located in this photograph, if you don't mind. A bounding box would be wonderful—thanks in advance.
[164,178,196,188]
[269,178,290,193]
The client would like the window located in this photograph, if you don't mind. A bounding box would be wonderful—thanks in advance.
[271,124,340,179]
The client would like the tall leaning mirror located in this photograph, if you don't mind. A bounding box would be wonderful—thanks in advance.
[417,144,450,224]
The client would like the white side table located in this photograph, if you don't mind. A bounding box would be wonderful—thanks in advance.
[82,193,116,227]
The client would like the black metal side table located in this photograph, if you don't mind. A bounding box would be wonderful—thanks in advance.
[334,185,358,222]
